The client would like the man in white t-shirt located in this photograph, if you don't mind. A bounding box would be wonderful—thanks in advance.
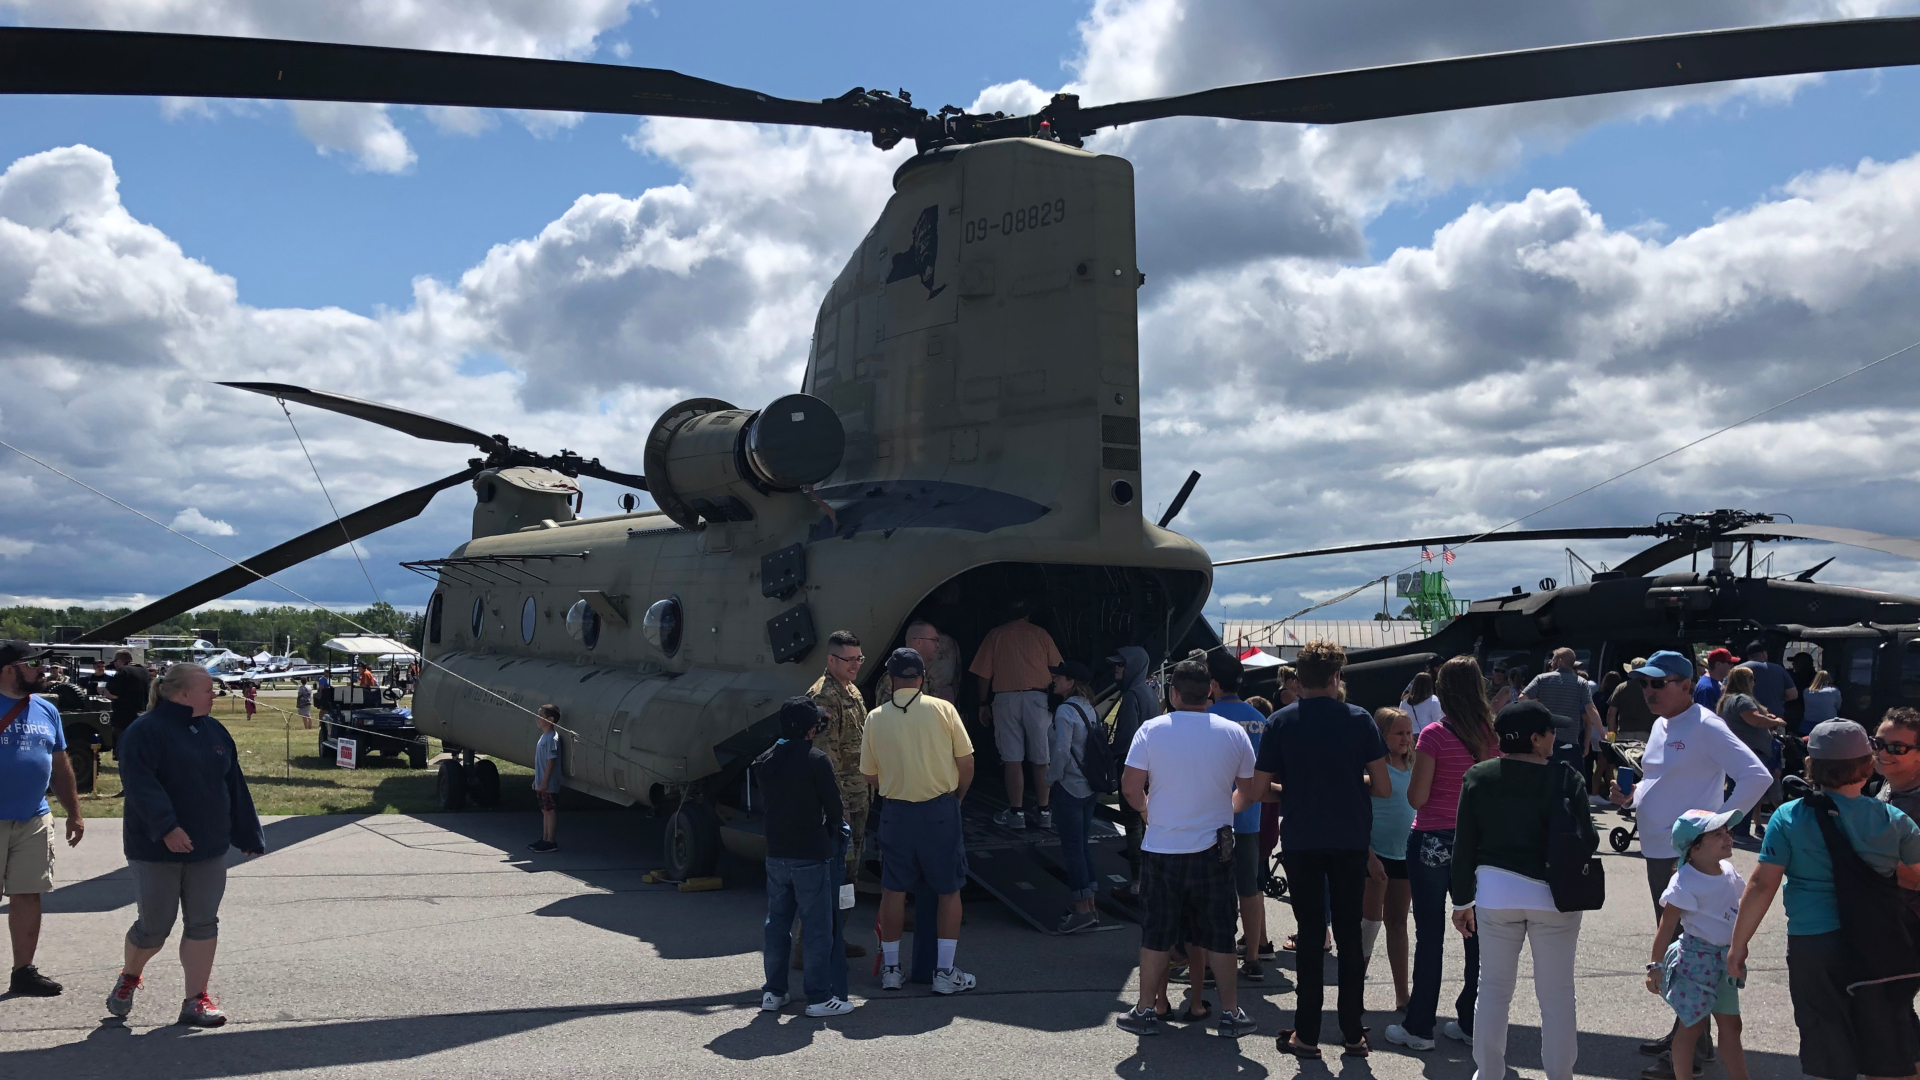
[1115,658,1259,1039]
[1607,649,1767,1063]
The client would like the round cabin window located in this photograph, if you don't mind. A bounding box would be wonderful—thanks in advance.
[520,596,538,644]
[470,596,485,639]
[565,599,601,650]
[643,596,682,658]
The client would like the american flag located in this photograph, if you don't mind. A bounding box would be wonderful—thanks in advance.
[1443,546,1456,565]
[1420,545,1434,562]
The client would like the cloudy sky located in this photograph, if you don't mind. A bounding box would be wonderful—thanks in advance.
[0,0,1916,628]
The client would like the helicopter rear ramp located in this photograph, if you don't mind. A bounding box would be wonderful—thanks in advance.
[958,794,1131,934]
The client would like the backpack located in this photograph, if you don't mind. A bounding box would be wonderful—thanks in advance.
[1070,700,1120,795]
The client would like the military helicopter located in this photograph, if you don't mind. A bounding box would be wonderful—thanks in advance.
[13,17,1920,881]
[1216,509,1920,718]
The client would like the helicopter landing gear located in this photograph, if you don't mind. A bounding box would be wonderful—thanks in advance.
[436,759,467,811]
[666,802,720,880]
[470,759,501,808]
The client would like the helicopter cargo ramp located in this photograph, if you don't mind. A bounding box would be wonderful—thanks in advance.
[958,792,1134,934]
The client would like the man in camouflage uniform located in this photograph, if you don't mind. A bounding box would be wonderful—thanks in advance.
[809,629,871,874]
[876,619,962,705]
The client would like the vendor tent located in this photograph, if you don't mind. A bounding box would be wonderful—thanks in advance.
[322,636,418,659]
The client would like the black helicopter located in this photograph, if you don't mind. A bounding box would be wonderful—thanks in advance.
[1211,510,1920,718]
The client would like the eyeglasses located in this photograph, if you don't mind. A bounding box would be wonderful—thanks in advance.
[1871,736,1919,757]
[829,653,864,666]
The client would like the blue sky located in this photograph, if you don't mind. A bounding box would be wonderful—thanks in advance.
[0,0,1915,625]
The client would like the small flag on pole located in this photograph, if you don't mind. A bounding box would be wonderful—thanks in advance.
[1443,546,1456,565]
[1420,545,1434,562]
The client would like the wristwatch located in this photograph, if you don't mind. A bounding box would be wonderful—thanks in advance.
[1645,961,1663,972]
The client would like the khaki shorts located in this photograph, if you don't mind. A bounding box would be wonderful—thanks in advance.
[2,813,56,895]
[992,691,1051,764]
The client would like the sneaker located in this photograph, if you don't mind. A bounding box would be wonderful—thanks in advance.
[1037,810,1053,829]
[106,972,140,1017]
[1638,1030,1673,1056]
[9,964,62,997]
[1217,1007,1256,1038]
[932,966,976,994]
[1058,911,1099,934]
[761,991,790,1012]
[527,840,558,853]
[1240,958,1264,983]
[1443,1020,1472,1045]
[880,965,905,991]
[1116,1006,1160,1036]
[993,808,1027,830]
[805,997,856,1017]
[177,991,227,1027]
[1640,1053,1701,1079]
[1384,1023,1435,1051]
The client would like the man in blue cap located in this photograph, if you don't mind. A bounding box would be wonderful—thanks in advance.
[1609,649,1770,1065]
[862,646,976,994]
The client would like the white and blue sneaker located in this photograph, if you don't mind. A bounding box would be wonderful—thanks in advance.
[880,965,906,990]
[932,967,976,994]
[1443,1020,1472,1045]
[805,997,856,1017]
[1385,1023,1435,1051]
[761,991,790,1012]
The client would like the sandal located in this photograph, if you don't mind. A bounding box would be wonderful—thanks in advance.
[1178,999,1212,1023]
[1281,934,1299,952]
[1276,1030,1322,1059]
[1343,1035,1371,1058]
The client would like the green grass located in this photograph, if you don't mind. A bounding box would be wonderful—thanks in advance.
[60,693,605,818]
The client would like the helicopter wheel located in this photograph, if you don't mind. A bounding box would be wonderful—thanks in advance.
[666,803,721,880]
[436,759,468,811]
[407,741,428,770]
[470,759,501,808]
[1609,827,1633,854]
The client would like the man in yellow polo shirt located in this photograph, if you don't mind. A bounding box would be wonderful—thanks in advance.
[862,647,975,995]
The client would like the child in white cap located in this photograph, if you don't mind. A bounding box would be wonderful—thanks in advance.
[1643,808,1748,1080]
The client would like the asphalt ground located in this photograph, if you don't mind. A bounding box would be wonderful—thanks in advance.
[1,811,1810,1080]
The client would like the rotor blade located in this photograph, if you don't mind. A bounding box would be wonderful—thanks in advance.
[220,382,499,451]
[1075,16,1920,132]
[1612,536,1710,578]
[1213,526,1657,568]
[1157,471,1202,529]
[1726,522,1920,562]
[76,467,479,644]
[0,27,882,131]
[571,461,649,492]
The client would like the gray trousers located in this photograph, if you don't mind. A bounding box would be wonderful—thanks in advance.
[1645,856,1679,922]
[127,858,228,948]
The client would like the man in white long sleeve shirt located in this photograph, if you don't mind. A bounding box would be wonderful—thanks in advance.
[1609,649,1769,1068]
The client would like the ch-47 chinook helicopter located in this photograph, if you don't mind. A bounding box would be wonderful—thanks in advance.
[1216,509,1920,719]
[15,17,1920,882]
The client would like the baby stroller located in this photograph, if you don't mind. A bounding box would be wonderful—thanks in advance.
[1261,849,1290,900]
[1596,738,1644,853]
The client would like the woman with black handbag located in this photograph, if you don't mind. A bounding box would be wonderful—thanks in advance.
[1450,700,1600,1080]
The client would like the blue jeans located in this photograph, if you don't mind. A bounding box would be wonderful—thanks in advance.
[762,853,845,1005]
[1405,828,1478,1040]
[1051,784,1095,901]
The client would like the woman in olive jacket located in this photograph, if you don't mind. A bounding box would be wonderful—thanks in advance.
[1450,700,1598,1080]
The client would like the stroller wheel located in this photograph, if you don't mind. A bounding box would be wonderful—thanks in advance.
[1609,826,1633,853]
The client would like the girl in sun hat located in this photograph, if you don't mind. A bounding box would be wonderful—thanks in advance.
[1642,809,1748,1080]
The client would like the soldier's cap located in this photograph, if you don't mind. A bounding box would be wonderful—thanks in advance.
[778,695,829,740]
[1049,660,1093,683]
[0,639,50,666]
[885,647,926,679]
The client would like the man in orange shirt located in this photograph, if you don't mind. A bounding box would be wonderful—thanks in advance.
[968,598,1062,830]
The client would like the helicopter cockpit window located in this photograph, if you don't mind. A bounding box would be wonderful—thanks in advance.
[565,599,601,650]
[644,597,682,658]
[470,597,485,639]
[428,593,443,645]
[521,596,538,644]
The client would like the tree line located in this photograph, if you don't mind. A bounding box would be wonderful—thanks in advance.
[0,602,423,659]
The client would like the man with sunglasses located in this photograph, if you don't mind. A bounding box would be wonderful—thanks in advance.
[1609,649,1770,1067]
[808,632,872,921]
[0,640,85,996]
[1874,708,1920,827]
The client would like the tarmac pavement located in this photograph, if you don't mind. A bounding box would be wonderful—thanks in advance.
[0,810,1809,1079]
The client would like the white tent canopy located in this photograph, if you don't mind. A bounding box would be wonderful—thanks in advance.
[322,636,418,658]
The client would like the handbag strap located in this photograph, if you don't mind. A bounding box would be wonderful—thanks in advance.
[0,695,29,738]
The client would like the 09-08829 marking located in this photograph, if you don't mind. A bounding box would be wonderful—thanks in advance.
[964,198,1066,244]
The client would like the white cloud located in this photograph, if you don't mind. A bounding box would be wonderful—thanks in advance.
[168,507,236,537]
[0,537,34,558]
[0,0,646,168]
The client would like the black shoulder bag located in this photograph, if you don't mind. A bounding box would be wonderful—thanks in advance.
[1547,762,1606,912]
[1806,793,1920,992]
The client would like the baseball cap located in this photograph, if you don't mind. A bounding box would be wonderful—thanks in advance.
[1049,660,1093,683]
[778,695,828,740]
[1671,808,1743,853]
[1632,650,1694,682]
[1706,647,1740,665]
[0,639,49,666]
[885,647,926,679]
[1808,718,1872,760]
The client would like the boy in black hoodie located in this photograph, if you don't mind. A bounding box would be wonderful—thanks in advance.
[1106,646,1161,895]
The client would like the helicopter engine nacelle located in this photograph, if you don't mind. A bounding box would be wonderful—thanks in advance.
[642,393,844,530]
